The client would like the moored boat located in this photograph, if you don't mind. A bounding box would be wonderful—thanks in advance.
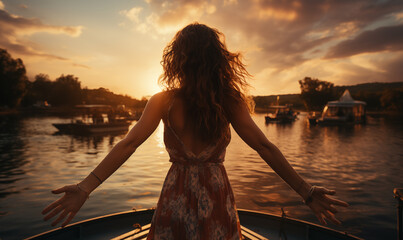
[52,105,132,134]
[316,90,366,126]
[26,209,362,240]
[265,105,298,124]
[53,121,132,134]
[307,111,321,125]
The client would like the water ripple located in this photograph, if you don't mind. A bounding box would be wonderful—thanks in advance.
[0,114,402,239]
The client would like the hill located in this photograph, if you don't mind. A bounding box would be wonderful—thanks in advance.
[253,81,403,112]
[335,82,403,95]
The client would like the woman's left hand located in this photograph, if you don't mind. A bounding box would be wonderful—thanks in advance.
[42,184,89,227]
[306,187,349,225]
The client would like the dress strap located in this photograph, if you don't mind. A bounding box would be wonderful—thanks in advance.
[166,93,176,128]
[165,94,185,147]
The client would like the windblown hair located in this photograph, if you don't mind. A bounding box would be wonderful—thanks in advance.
[159,23,250,142]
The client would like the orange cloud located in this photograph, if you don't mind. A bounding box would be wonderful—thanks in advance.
[0,8,83,60]
[19,4,28,9]
[325,24,403,59]
[122,0,216,34]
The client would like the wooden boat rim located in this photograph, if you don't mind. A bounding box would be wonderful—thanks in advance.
[238,209,363,239]
[26,208,362,240]
[25,209,154,240]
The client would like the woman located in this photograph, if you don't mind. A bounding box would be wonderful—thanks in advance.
[42,23,348,239]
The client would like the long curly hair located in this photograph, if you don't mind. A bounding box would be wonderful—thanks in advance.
[159,23,250,142]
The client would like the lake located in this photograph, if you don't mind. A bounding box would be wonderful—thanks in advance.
[0,112,402,239]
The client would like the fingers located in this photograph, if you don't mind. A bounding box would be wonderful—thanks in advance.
[327,204,338,214]
[329,197,349,207]
[323,210,341,225]
[43,205,63,221]
[42,198,62,215]
[52,210,69,226]
[316,187,336,195]
[52,186,68,194]
[315,212,327,225]
[61,212,76,227]
[315,187,348,207]
[43,185,81,227]
[309,187,348,226]
[312,203,342,225]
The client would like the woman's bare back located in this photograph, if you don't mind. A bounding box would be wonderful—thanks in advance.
[166,94,215,156]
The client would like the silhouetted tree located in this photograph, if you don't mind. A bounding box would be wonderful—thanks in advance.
[380,89,403,112]
[49,74,82,106]
[0,49,27,107]
[33,74,53,98]
[353,91,382,110]
[299,77,335,111]
[22,74,53,106]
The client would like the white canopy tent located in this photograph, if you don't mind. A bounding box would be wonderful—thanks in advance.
[320,90,367,124]
[327,90,366,107]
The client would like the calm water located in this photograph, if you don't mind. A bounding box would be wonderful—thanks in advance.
[0,113,402,240]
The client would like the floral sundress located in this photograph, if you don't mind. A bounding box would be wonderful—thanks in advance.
[146,98,242,240]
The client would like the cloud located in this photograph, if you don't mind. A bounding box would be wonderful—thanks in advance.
[0,10,83,37]
[119,7,150,33]
[371,53,403,82]
[117,0,403,92]
[0,9,83,60]
[72,63,91,69]
[225,0,403,70]
[396,12,403,22]
[325,24,403,59]
[123,0,403,71]
[328,53,403,85]
[121,7,142,23]
[121,0,217,34]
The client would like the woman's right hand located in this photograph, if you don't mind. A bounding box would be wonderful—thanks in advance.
[306,186,349,225]
[42,184,89,227]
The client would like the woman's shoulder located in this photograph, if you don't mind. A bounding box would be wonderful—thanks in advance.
[149,89,177,102]
[146,90,178,117]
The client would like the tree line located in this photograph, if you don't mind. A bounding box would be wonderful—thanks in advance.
[299,77,403,112]
[0,48,147,110]
[253,77,403,113]
[2,48,402,113]
[253,77,403,112]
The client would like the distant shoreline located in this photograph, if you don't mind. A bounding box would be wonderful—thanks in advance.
[1,106,402,116]
[0,106,145,116]
[254,107,403,116]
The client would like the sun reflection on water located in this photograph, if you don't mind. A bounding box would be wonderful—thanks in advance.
[154,121,165,149]
[0,113,402,239]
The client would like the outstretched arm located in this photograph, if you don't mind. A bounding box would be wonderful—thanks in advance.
[229,103,348,225]
[42,92,167,227]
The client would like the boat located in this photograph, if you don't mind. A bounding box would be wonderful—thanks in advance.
[265,105,298,124]
[316,90,366,126]
[52,105,132,134]
[26,208,362,240]
[307,111,321,125]
[115,105,142,121]
[53,121,132,134]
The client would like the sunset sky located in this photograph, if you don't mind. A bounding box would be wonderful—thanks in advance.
[1,0,403,98]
